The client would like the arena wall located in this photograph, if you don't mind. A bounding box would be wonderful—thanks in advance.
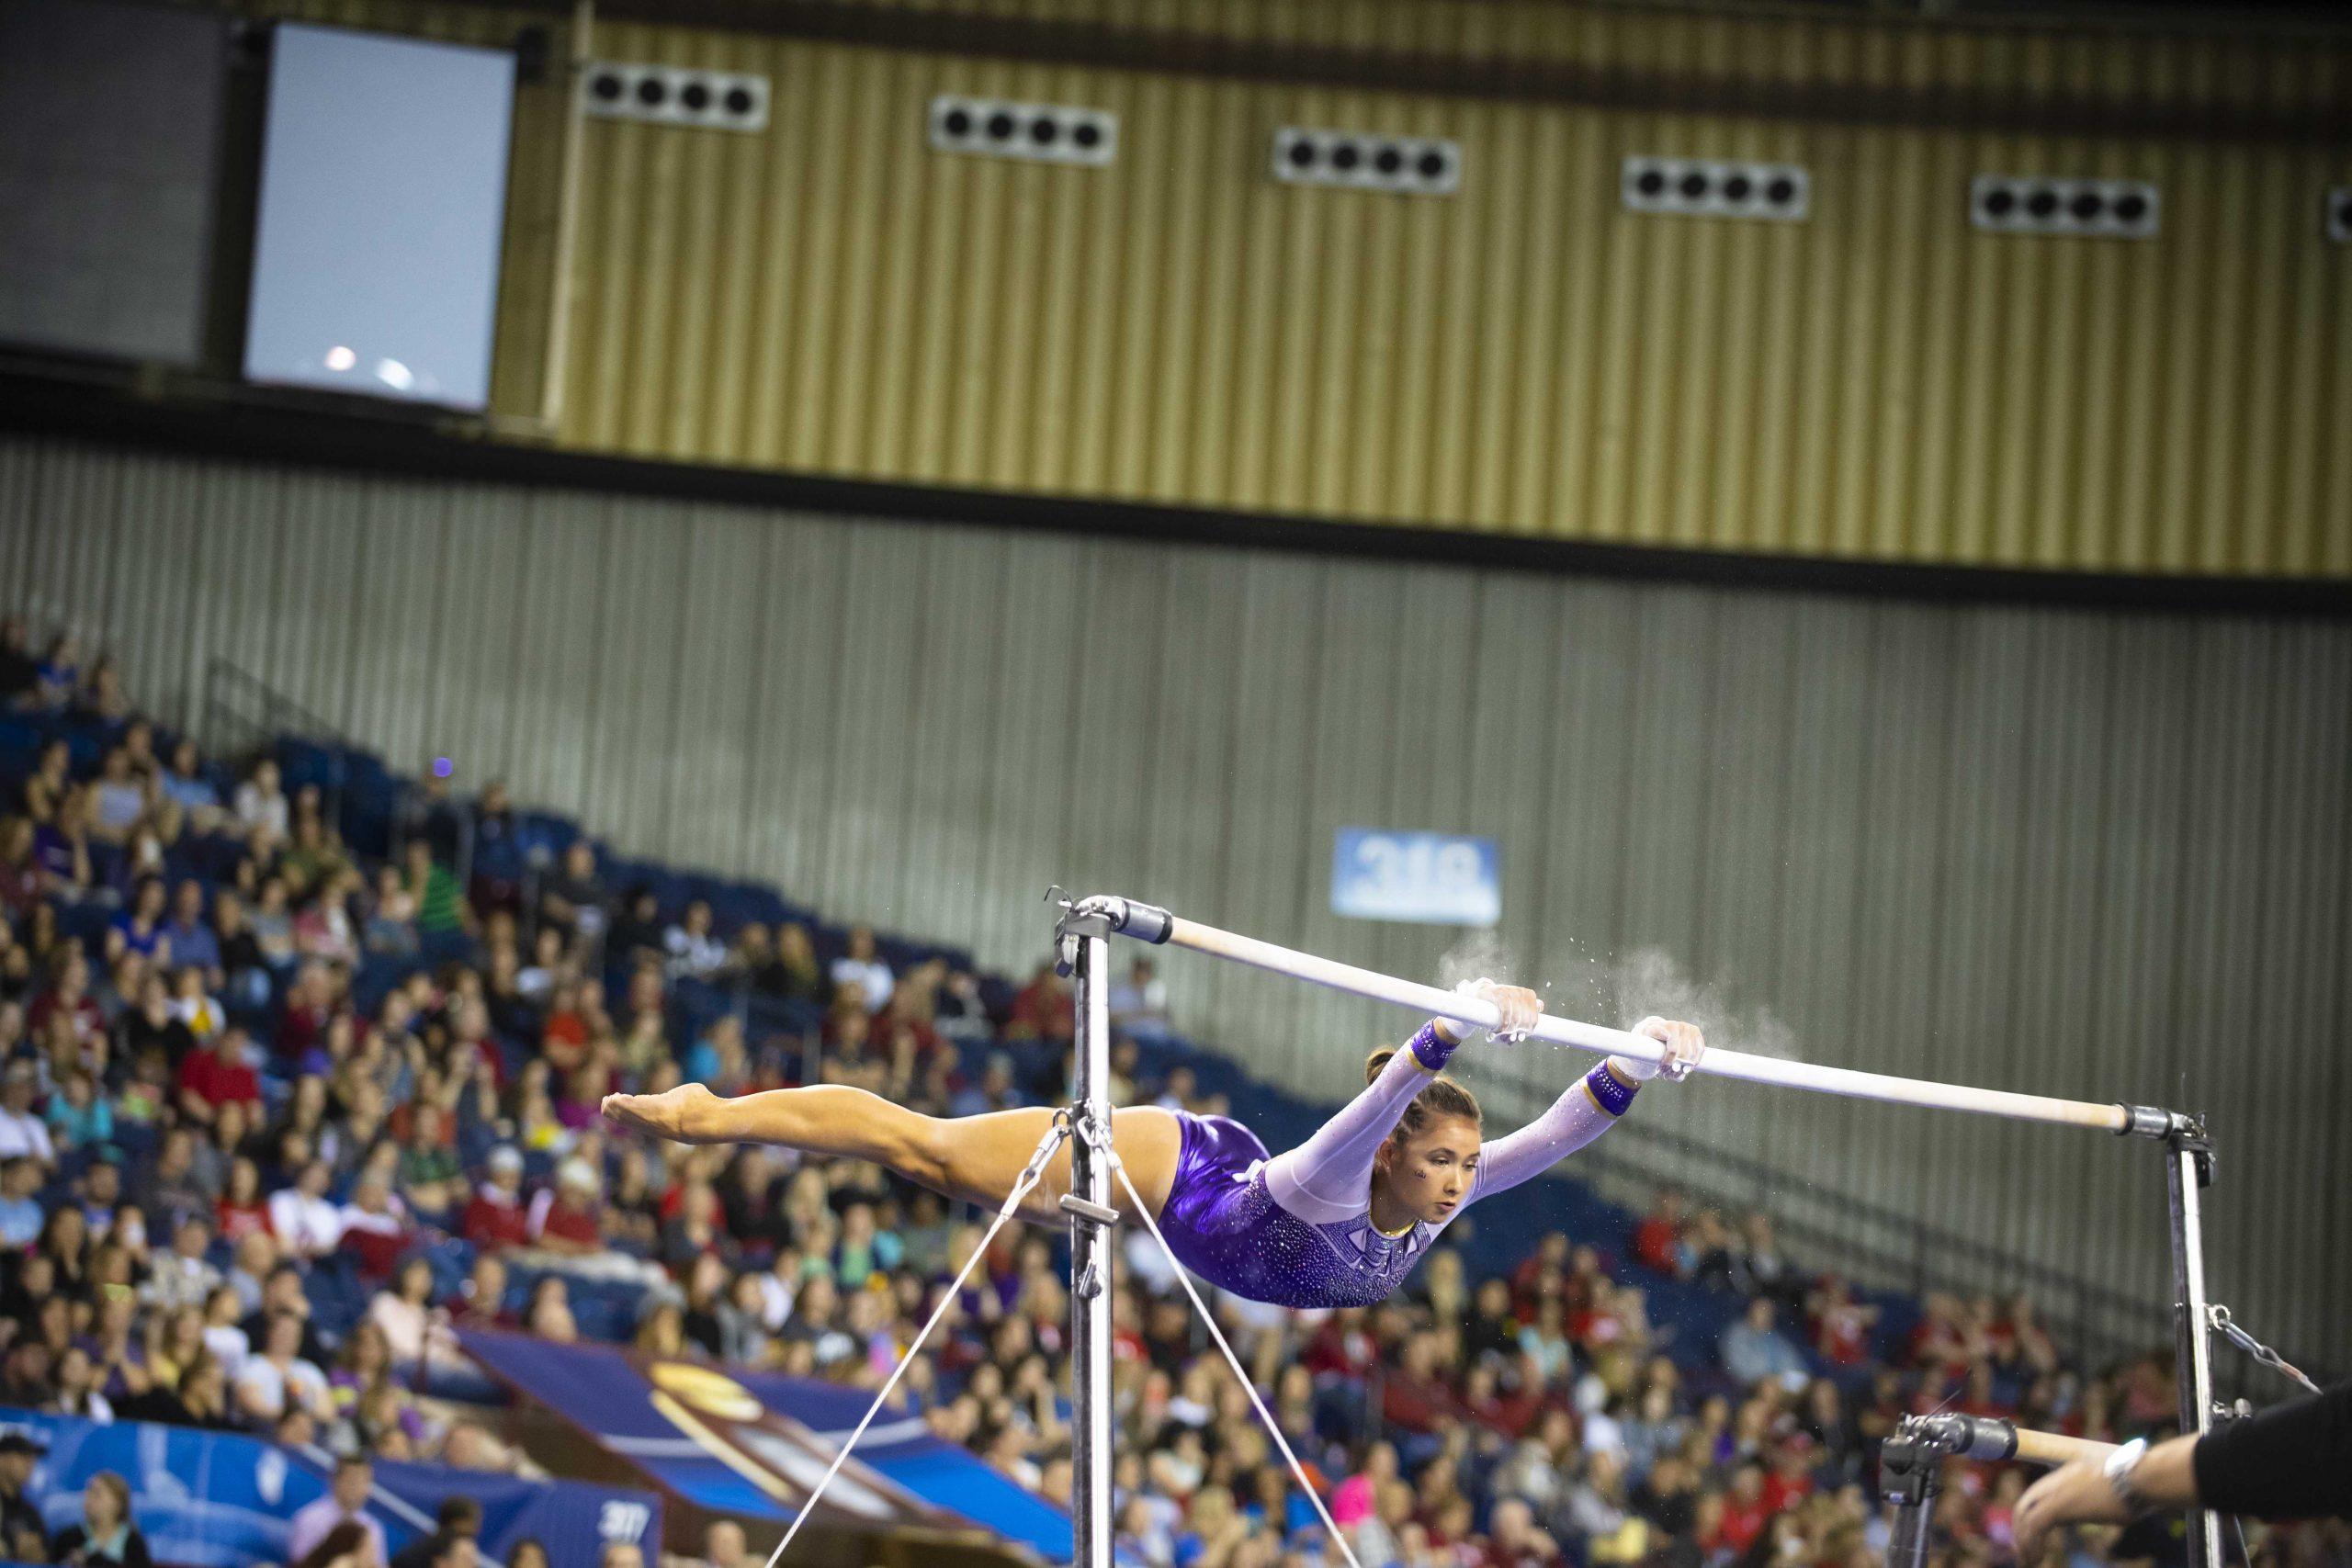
[230,0,2352,574]
[6,430,2345,1363]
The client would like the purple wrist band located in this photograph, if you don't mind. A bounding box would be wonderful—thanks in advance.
[1408,1021,1458,1072]
[1585,1060,1640,1117]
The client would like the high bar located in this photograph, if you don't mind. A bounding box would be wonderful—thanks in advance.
[1075,897,2153,1136]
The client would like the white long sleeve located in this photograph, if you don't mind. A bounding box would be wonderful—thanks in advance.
[1262,1044,1433,1224]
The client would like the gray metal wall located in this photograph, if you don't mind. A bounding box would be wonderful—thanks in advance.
[4,434,2345,1369]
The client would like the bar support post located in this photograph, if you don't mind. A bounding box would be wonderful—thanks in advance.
[1056,902,1117,1566]
[2163,1115,2222,1568]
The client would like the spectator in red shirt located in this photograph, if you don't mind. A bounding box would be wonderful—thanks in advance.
[1378,1333,1467,1436]
[28,946,104,1055]
[461,1146,531,1251]
[1759,1437,1816,1515]
[1692,1492,1729,1561]
[1631,1189,1687,1277]
[539,979,593,1073]
[1511,1231,1572,1313]
[1806,1276,1879,1368]
[526,1159,605,1255]
[449,1252,511,1333]
[1004,961,1073,1046]
[217,1157,271,1243]
[1303,1310,1378,1381]
[1569,1281,1633,1355]
[275,962,334,1063]
[1906,1292,1981,1384]
[337,1171,409,1282]
[1480,1496,1565,1568]
[1715,1461,1771,1555]
[178,1026,263,1127]
[872,989,942,1063]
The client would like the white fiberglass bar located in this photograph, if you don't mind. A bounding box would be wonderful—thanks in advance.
[1155,912,2132,1134]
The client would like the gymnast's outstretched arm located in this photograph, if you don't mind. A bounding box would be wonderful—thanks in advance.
[1262,1036,1446,1222]
[1262,980,1543,1223]
[1471,1017,1705,1201]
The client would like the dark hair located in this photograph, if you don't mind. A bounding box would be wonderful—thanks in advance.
[437,1496,485,1529]
[295,1522,372,1568]
[1364,1049,1482,1145]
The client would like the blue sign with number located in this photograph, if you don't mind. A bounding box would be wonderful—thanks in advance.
[1332,829,1501,925]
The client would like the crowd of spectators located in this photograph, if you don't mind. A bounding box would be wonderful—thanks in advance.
[0,618,2341,1568]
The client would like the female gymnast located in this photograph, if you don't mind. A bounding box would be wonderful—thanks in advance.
[602,982,1704,1309]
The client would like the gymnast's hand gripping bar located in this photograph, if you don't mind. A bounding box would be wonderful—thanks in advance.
[1075,897,2176,1137]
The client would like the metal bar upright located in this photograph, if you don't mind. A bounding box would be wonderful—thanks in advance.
[1069,929,1114,1566]
[2164,1120,2222,1568]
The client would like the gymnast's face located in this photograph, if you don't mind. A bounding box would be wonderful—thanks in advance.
[1375,1115,1483,1224]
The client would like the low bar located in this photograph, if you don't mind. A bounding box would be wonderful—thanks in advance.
[1119,906,2133,1134]
[1907,1413,2120,1468]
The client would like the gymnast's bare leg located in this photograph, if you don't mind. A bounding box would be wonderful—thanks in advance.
[602,1082,1182,1227]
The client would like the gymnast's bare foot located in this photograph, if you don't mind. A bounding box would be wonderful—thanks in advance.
[603,1082,718,1143]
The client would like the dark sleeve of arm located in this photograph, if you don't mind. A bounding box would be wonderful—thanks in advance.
[2191,1381,2352,1520]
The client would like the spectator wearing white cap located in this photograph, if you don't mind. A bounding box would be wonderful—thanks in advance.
[526,1158,605,1256]
[462,1146,532,1251]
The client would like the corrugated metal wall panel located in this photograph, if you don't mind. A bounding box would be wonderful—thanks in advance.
[4,432,2346,1365]
[205,0,2352,573]
[492,9,2349,576]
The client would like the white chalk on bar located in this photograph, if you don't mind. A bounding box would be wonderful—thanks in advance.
[1160,914,2131,1134]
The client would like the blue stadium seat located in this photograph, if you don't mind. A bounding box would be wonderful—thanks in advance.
[58,900,113,949]
[514,810,580,863]
[276,738,345,794]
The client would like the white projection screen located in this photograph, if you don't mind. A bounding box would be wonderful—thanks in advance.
[243,23,514,411]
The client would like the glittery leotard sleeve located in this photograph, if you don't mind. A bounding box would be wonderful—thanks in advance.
[1165,1029,1644,1308]
[1261,1042,1436,1223]
[1469,1058,1644,1201]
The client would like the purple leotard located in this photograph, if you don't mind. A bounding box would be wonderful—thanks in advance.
[1156,1023,1642,1309]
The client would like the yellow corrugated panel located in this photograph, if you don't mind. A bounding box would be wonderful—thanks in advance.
[241,0,2352,576]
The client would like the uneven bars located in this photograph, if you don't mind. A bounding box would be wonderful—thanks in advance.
[1079,898,2154,1135]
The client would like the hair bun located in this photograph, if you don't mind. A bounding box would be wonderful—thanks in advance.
[1363,1044,1482,1139]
